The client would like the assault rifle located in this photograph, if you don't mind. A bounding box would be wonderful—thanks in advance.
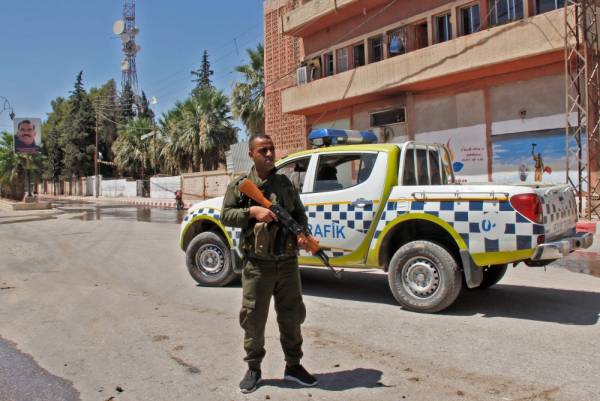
[239,179,343,279]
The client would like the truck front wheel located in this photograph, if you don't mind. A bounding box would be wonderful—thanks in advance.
[186,232,236,287]
[388,240,462,313]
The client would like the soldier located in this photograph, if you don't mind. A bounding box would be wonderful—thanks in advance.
[221,133,317,394]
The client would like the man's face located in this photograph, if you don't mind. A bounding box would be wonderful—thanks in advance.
[249,137,276,172]
[17,122,36,146]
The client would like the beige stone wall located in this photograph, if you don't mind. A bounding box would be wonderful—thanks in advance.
[491,74,564,122]
[414,90,485,133]
[181,171,231,201]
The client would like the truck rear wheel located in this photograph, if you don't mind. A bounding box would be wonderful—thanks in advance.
[478,264,508,289]
[186,232,236,287]
[388,240,462,313]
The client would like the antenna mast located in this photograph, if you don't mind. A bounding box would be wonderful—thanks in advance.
[114,0,141,95]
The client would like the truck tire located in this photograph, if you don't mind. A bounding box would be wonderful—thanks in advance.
[478,264,508,289]
[186,232,236,287]
[388,241,462,313]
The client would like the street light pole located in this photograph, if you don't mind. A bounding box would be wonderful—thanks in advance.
[95,105,100,198]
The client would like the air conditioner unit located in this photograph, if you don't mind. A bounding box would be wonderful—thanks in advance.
[372,123,408,143]
[296,66,309,86]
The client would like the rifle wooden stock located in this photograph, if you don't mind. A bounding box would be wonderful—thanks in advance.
[239,179,273,208]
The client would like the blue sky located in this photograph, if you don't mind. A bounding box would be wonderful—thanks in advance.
[0,1,264,135]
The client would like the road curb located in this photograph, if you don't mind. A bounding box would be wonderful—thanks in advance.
[576,220,599,234]
[38,195,192,209]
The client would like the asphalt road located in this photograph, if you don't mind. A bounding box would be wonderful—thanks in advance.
[0,210,599,401]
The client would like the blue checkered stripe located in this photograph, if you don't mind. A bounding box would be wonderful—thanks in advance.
[184,207,242,247]
[302,202,376,258]
[372,200,545,254]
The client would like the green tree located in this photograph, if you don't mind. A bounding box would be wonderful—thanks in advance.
[112,117,153,179]
[41,97,67,182]
[60,71,96,177]
[89,79,119,171]
[138,91,155,121]
[191,50,214,96]
[119,81,137,122]
[231,43,265,135]
[0,132,44,199]
[160,87,237,173]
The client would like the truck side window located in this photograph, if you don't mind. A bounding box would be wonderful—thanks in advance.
[428,150,442,185]
[314,153,377,192]
[276,157,310,193]
[403,149,417,185]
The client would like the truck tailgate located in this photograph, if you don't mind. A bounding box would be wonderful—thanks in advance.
[535,185,578,240]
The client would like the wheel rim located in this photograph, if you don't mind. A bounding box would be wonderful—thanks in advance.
[401,257,440,299]
[194,244,225,276]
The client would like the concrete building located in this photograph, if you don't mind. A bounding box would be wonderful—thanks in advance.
[264,0,576,185]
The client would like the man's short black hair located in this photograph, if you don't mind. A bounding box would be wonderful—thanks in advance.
[17,120,34,130]
[249,133,273,151]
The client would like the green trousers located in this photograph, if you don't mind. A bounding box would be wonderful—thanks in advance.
[239,257,306,371]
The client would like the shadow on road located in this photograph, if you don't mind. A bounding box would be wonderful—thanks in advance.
[259,368,388,391]
[295,269,600,325]
[450,284,600,325]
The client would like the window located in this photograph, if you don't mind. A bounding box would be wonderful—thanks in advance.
[369,36,383,63]
[323,52,334,76]
[489,0,524,26]
[403,146,446,186]
[370,108,406,126]
[277,157,311,193]
[435,13,452,43]
[313,153,377,193]
[460,4,480,36]
[388,28,407,57]
[536,0,565,14]
[352,43,365,68]
[336,48,348,73]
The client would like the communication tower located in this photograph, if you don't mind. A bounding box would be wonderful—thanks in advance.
[113,0,141,94]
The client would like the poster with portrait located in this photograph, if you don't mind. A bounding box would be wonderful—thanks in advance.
[13,117,42,154]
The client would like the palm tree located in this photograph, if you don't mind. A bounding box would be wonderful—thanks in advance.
[112,118,153,179]
[0,132,44,199]
[231,44,265,135]
[160,87,237,173]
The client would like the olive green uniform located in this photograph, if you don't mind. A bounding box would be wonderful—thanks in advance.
[221,166,308,371]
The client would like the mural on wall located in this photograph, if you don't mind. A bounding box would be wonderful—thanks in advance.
[492,128,585,186]
[416,124,488,183]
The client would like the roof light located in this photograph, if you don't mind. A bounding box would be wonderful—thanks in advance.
[308,129,378,147]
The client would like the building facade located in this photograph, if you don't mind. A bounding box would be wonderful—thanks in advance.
[264,0,574,185]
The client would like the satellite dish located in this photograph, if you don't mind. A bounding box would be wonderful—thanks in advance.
[113,20,125,35]
[131,27,139,36]
[120,60,130,71]
[120,32,131,43]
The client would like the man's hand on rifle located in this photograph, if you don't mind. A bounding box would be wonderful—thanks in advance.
[250,206,278,223]
[297,235,309,251]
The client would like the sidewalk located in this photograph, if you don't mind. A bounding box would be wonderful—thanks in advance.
[37,194,194,209]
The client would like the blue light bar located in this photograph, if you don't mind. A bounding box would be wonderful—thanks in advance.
[308,128,378,147]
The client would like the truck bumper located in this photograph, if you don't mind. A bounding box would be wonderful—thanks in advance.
[530,232,593,261]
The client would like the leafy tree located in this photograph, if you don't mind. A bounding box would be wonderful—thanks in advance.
[160,87,237,173]
[0,132,44,199]
[231,44,265,135]
[112,117,153,179]
[41,97,67,181]
[59,71,96,177]
[138,91,155,121]
[191,50,214,96]
[89,79,119,170]
[119,81,137,122]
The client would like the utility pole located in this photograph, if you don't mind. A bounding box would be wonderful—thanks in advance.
[95,105,100,198]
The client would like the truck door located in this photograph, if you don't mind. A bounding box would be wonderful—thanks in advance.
[300,151,387,263]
